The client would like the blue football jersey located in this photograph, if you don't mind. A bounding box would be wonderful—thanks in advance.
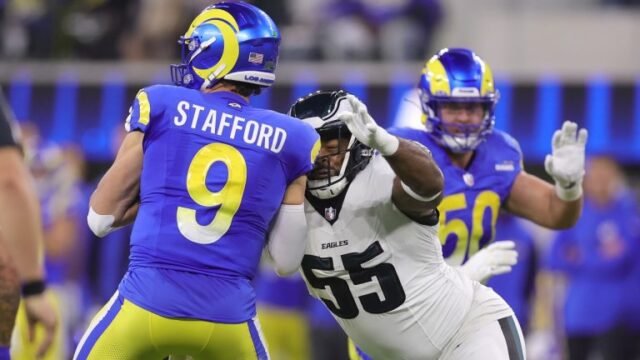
[389,127,523,264]
[118,85,319,323]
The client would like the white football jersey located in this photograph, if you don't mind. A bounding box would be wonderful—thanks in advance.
[301,155,512,360]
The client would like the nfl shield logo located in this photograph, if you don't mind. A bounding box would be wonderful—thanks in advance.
[248,52,264,64]
[324,207,336,221]
[463,172,475,187]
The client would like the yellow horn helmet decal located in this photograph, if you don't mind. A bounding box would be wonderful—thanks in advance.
[186,8,239,37]
[188,9,240,82]
[423,58,451,96]
[479,59,495,96]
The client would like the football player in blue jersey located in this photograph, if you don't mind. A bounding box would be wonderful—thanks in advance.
[73,2,320,360]
[350,48,587,359]
[390,47,586,280]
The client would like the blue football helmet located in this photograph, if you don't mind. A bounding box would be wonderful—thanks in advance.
[418,48,499,153]
[171,1,281,90]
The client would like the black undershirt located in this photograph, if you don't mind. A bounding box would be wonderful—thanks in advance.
[0,89,20,148]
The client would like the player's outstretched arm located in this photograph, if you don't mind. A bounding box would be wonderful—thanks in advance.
[339,95,444,223]
[265,175,309,276]
[505,121,586,229]
[88,131,142,237]
[387,139,444,221]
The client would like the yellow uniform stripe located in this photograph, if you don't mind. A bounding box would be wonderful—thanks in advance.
[310,139,321,163]
[79,296,263,359]
[137,91,150,126]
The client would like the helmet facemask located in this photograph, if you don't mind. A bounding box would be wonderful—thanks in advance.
[422,95,496,153]
[170,34,211,89]
[289,91,373,199]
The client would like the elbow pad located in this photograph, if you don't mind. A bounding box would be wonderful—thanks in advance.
[87,207,116,238]
[267,204,308,276]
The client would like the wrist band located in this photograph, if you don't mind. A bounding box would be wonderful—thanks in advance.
[21,280,46,297]
[555,182,582,202]
[400,181,441,202]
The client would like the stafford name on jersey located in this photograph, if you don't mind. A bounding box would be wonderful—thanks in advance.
[322,240,349,250]
[173,100,287,154]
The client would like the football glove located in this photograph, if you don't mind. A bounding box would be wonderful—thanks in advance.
[544,121,588,201]
[461,240,518,283]
[339,94,399,156]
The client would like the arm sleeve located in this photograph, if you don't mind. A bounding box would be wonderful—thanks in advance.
[265,204,308,276]
[499,131,524,197]
[283,121,320,184]
[124,86,165,133]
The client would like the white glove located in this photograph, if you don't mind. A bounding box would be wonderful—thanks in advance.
[339,94,399,156]
[461,241,518,283]
[544,121,588,201]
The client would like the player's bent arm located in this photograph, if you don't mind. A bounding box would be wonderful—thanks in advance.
[0,147,58,356]
[0,147,45,281]
[388,139,444,223]
[89,131,143,237]
[505,171,582,229]
[266,175,309,276]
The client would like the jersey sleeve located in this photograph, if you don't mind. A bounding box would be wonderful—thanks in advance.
[282,120,320,184]
[495,130,524,196]
[502,131,524,171]
[124,85,166,133]
[0,90,20,148]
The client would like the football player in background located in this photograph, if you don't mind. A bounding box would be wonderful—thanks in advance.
[391,47,586,277]
[547,155,640,360]
[0,89,58,359]
[352,47,586,359]
[291,90,526,360]
[74,2,319,359]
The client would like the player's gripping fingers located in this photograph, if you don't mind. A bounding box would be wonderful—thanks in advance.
[496,249,518,266]
[577,128,588,146]
[338,112,358,133]
[560,121,578,146]
[338,112,354,126]
[551,129,563,150]
[490,265,513,276]
[487,241,518,267]
[339,111,368,143]
[346,94,366,114]
[488,240,515,250]
[544,154,554,176]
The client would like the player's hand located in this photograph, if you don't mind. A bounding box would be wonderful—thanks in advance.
[544,121,588,201]
[339,94,399,156]
[461,241,518,283]
[23,292,58,358]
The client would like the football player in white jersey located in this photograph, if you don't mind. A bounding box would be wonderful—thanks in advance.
[289,90,526,360]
